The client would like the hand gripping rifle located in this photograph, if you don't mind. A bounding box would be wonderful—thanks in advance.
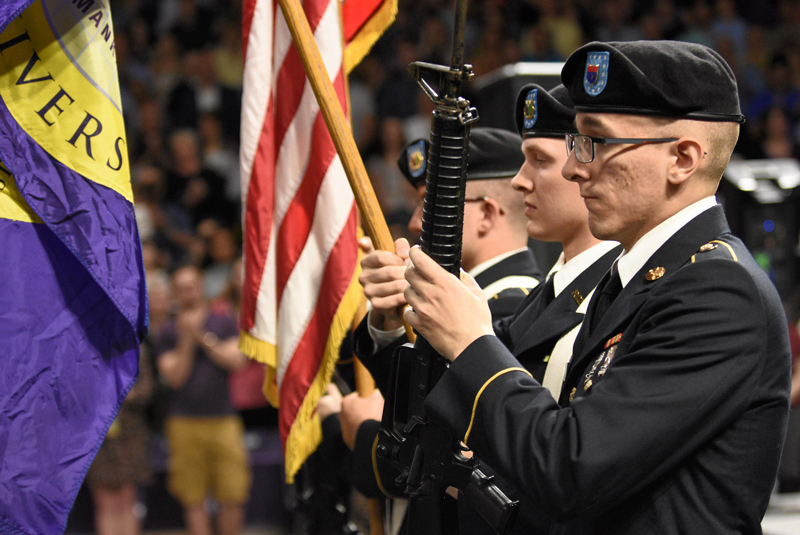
[374,1,519,533]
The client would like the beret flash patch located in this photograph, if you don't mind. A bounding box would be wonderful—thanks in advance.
[407,140,427,178]
[584,51,610,96]
[523,88,538,129]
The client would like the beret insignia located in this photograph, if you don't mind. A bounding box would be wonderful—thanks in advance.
[523,88,538,129]
[407,140,427,178]
[584,51,610,96]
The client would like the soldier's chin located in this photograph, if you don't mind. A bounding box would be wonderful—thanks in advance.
[526,221,552,242]
[588,218,616,242]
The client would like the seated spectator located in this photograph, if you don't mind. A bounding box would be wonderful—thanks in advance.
[203,226,239,300]
[199,113,240,204]
[166,50,241,144]
[165,129,237,227]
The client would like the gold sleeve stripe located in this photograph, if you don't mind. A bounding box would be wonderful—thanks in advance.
[464,367,533,445]
[372,433,397,498]
[710,240,738,262]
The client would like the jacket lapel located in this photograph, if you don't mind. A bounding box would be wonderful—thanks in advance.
[512,246,622,356]
[566,206,731,394]
[511,288,581,356]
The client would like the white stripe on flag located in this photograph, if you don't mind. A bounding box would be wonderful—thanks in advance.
[271,0,343,232]
[252,0,343,347]
[276,156,353,384]
[240,0,275,209]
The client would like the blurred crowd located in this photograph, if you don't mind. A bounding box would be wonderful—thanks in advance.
[115,0,800,282]
[95,0,800,532]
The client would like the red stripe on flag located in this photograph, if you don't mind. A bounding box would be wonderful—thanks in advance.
[241,96,276,333]
[241,0,258,60]
[240,0,335,333]
[269,0,331,187]
[272,46,307,159]
[278,206,358,443]
[275,70,346,307]
[298,0,331,35]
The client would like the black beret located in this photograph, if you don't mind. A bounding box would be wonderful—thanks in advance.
[466,127,525,180]
[397,127,524,188]
[515,84,578,138]
[561,40,745,124]
[397,138,430,188]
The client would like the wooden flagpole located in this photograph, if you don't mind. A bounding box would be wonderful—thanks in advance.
[276,0,414,345]
[278,0,392,252]
[278,0,412,533]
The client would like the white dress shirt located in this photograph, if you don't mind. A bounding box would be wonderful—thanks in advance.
[616,196,717,288]
[546,240,621,296]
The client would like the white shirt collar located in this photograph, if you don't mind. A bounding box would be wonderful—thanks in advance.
[547,241,620,297]
[617,196,717,288]
[468,247,530,277]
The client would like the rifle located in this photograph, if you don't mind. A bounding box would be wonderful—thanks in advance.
[374,0,519,532]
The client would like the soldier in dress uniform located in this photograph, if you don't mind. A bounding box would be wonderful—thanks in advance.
[343,85,622,534]
[324,126,541,534]
[350,127,542,396]
[402,40,792,535]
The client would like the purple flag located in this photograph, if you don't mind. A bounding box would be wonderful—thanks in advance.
[0,1,146,533]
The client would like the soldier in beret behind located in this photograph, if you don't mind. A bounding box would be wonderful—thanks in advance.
[403,40,792,534]
[322,127,541,534]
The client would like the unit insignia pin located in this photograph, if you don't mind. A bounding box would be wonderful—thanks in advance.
[572,290,584,305]
[407,140,427,178]
[523,88,538,129]
[646,267,666,281]
[699,243,718,252]
[584,51,610,96]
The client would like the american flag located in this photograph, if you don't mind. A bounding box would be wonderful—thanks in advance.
[240,0,395,481]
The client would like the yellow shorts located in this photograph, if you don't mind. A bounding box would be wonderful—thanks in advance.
[165,416,252,507]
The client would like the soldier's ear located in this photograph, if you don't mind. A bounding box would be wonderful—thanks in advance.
[477,197,503,234]
[667,136,704,186]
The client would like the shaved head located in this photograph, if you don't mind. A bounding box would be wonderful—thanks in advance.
[645,117,740,184]
[467,178,529,238]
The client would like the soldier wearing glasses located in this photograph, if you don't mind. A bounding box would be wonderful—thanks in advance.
[401,41,792,534]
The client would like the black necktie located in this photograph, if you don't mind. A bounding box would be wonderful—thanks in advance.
[528,274,556,320]
[590,264,622,332]
[542,274,556,308]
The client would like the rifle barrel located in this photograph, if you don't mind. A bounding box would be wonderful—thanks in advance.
[450,0,468,72]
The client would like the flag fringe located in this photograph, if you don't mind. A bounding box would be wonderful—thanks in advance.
[263,365,280,408]
[240,331,277,366]
[239,333,282,407]
[343,0,398,74]
[283,259,364,483]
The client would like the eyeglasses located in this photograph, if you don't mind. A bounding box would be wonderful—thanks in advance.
[463,195,505,214]
[565,133,679,164]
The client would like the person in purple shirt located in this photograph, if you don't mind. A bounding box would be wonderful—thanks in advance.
[155,265,251,535]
